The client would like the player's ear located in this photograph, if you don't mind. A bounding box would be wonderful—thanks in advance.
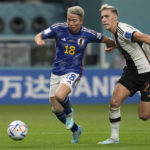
[114,14,118,21]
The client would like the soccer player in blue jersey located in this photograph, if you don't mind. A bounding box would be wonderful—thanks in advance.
[34,6,115,143]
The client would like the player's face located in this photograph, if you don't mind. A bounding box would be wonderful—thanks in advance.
[67,13,83,34]
[101,9,118,33]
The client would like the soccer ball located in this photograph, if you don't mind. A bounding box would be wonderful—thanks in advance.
[7,120,28,140]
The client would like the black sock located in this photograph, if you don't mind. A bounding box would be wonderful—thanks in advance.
[54,110,66,124]
[60,96,72,115]
[71,123,78,132]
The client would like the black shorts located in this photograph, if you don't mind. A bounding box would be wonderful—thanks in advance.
[118,67,150,101]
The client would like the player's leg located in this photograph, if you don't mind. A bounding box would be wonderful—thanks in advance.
[138,101,150,121]
[49,73,82,143]
[98,83,130,144]
[138,80,150,120]
[55,83,72,115]
[55,83,74,129]
[55,83,82,143]
[49,73,67,124]
[50,94,82,143]
[55,73,80,129]
[55,73,82,143]
[109,83,130,141]
[50,97,66,124]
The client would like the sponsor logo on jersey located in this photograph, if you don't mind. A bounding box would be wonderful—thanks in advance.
[61,38,66,41]
[77,38,85,46]
[125,32,132,39]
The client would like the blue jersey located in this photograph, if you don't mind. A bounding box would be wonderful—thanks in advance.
[42,22,104,75]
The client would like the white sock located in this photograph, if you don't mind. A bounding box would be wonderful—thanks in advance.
[109,107,121,140]
[110,121,120,140]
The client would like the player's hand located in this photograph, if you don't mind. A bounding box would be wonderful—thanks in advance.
[34,33,45,47]
[36,40,46,47]
[105,45,114,53]
[102,36,116,53]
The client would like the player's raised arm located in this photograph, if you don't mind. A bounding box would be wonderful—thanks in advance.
[133,31,150,45]
[34,32,46,47]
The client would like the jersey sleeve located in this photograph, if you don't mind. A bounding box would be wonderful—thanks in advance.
[41,26,55,39]
[119,24,139,41]
[95,32,104,42]
[88,29,104,43]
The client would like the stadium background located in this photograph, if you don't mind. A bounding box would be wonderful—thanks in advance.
[0,0,149,104]
[0,2,150,149]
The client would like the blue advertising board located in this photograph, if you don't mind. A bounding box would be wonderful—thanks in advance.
[0,68,140,104]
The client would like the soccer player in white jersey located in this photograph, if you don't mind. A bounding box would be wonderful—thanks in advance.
[98,4,150,144]
[34,6,115,144]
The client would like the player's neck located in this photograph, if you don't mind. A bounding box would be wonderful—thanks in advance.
[69,27,82,34]
[110,22,118,34]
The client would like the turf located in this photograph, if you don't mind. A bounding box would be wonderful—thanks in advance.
[0,104,150,150]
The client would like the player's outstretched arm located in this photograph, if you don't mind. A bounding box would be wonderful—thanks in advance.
[34,32,46,47]
[101,36,116,53]
[133,31,150,45]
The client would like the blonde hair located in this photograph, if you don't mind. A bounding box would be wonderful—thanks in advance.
[67,6,85,19]
[99,4,118,16]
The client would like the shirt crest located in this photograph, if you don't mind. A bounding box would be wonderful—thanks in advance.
[77,38,85,46]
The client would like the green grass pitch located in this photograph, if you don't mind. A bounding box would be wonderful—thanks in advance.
[0,104,150,150]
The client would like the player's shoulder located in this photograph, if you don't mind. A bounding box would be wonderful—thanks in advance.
[51,22,68,30]
[117,22,140,39]
[81,26,98,36]
[118,22,138,33]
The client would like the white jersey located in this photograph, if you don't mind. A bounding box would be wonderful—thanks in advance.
[112,22,150,74]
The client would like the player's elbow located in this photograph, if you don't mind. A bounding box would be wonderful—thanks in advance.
[34,33,42,43]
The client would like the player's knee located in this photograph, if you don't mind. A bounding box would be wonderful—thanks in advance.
[51,106,55,113]
[55,92,64,101]
[110,98,121,108]
[139,113,150,121]
[51,106,58,113]
[50,97,63,113]
[51,105,62,114]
